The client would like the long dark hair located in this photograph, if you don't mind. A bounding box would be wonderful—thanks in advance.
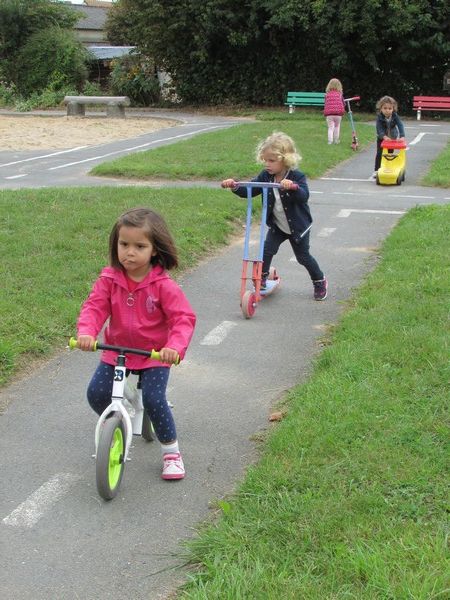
[109,207,179,271]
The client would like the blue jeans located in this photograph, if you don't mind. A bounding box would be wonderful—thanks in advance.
[87,362,177,443]
[262,225,324,281]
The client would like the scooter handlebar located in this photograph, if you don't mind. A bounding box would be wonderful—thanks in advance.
[68,337,180,365]
[344,96,360,102]
[222,180,298,191]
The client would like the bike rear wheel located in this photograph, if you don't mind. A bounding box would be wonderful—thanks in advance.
[96,415,126,500]
[142,411,156,442]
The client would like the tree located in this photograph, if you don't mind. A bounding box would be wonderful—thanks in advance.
[104,0,450,110]
[104,0,138,46]
[0,0,80,90]
[16,27,90,96]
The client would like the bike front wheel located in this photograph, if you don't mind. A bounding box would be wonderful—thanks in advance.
[96,415,126,500]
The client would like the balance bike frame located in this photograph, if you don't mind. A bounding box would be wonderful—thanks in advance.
[69,338,178,499]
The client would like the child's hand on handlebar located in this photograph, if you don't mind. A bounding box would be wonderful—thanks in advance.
[158,347,180,365]
[77,335,96,352]
[280,178,295,190]
[221,179,237,189]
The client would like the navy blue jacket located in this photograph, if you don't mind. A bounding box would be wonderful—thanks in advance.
[376,112,405,140]
[232,168,312,243]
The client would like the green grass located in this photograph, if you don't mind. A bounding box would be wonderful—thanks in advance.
[91,115,375,181]
[177,204,450,599]
[421,139,450,188]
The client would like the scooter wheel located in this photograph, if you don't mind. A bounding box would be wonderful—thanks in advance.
[241,290,256,319]
[268,267,277,280]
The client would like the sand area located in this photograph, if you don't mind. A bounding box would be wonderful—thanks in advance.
[0,114,177,151]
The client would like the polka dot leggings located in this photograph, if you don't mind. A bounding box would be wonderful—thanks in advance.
[87,361,177,443]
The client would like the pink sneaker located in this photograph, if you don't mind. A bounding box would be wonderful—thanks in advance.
[162,452,185,480]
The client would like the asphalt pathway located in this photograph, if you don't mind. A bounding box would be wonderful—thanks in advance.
[1,114,449,599]
[0,109,251,190]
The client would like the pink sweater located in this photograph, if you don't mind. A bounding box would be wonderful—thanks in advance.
[324,90,345,117]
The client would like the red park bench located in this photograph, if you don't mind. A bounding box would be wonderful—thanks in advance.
[412,95,450,120]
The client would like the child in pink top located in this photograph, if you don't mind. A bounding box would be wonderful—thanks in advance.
[77,207,196,480]
[324,78,345,144]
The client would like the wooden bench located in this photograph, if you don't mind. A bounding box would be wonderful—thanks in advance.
[412,95,450,120]
[285,92,326,113]
[63,96,130,118]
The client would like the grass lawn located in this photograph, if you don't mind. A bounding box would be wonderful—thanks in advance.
[0,109,449,598]
[91,112,375,181]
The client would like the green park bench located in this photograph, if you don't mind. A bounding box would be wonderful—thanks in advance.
[285,91,326,113]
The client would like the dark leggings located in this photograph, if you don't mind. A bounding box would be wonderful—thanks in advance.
[375,137,394,171]
[262,226,324,281]
[87,362,177,443]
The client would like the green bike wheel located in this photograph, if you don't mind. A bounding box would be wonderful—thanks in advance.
[96,415,126,500]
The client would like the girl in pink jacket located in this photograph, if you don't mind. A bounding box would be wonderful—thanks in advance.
[77,207,196,480]
[324,78,345,144]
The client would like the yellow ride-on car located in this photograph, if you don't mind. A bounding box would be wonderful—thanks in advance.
[376,139,406,186]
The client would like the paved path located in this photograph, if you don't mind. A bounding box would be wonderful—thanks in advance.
[0,109,251,189]
[0,116,449,599]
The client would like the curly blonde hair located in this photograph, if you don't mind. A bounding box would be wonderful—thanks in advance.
[256,131,301,168]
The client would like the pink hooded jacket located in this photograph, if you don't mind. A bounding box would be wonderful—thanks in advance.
[77,265,196,369]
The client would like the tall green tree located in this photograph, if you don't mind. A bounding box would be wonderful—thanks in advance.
[16,26,90,96]
[105,0,450,110]
[0,0,79,88]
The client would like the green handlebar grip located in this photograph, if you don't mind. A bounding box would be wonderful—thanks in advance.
[69,337,98,351]
[151,350,180,365]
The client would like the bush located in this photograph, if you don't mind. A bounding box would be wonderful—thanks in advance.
[16,26,90,97]
[109,53,161,106]
[81,81,104,97]
[0,80,20,107]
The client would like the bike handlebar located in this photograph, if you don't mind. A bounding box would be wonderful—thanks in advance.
[222,180,299,191]
[69,338,180,365]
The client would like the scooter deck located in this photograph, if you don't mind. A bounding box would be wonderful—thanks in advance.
[259,278,281,297]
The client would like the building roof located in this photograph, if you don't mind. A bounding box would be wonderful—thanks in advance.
[69,5,109,30]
